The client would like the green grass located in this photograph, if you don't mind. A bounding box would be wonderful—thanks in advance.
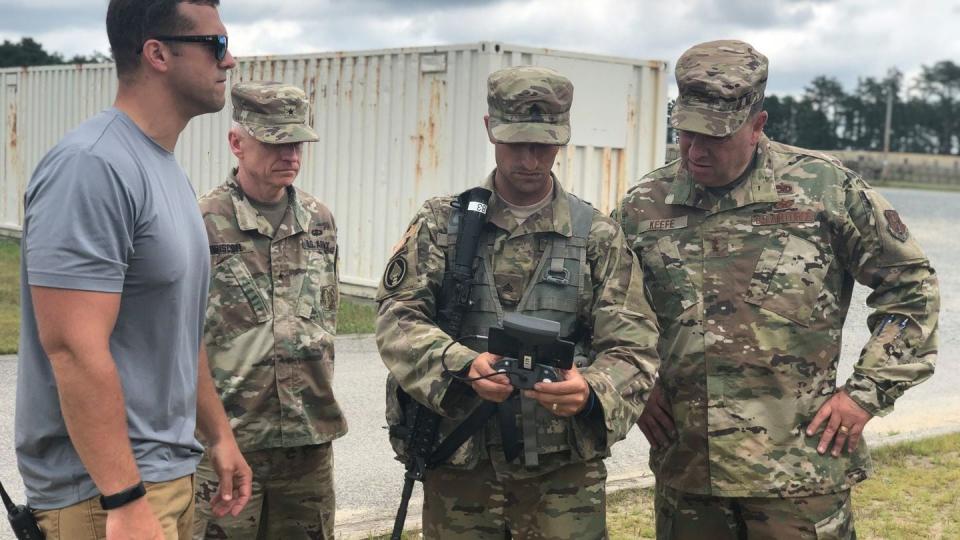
[853,432,960,539]
[0,239,20,354]
[336,297,377,335]
[0,239,378,355]
[607,486,657,539]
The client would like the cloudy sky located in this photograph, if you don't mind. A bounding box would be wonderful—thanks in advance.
[2,0,958,96]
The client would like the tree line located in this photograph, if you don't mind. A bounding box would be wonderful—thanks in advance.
[765,64,960,155]
[2,37,958,155]
[0,38,109,68]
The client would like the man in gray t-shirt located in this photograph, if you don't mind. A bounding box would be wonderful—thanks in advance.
[19,106,210,507]
[16,1,251,539]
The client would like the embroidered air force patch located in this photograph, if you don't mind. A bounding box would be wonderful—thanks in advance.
[383,256,407,290]
[884,210,909,242]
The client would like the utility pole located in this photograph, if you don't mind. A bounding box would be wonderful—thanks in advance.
[881,70,895,180]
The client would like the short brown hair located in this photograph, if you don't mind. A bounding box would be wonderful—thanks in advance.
[106,0,220,77]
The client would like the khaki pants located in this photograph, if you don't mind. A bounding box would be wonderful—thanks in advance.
[33,474,195,540]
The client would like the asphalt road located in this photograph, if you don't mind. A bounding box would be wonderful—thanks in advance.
[1,187,959,539]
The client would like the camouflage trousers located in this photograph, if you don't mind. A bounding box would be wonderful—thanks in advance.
[422,456,608,540]
[654,483,855,540]
[193,443,335,540]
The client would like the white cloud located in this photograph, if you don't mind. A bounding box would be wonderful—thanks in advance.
[1,0,957,97]
[228,20,312,57]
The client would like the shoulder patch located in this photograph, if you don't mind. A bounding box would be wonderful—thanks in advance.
[884,210,909,242]
[391,221,422,256]
[383,256,407,290]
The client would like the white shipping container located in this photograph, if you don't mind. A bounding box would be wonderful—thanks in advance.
[1,42,668,297]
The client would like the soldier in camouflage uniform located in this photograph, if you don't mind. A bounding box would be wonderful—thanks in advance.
[614,40,940,539]
[377,66,661,539]
[194,81,347,539]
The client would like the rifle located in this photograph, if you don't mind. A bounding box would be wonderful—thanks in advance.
[390,186,491,540]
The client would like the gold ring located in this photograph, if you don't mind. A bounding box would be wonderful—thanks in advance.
[552,403,559,412]
[838,425,850,434]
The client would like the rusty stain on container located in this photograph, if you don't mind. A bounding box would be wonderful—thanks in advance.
[414,133,424,189]
[6,80,17,156]
[601,147,612,214]
[427,78,443,170]
[336,57,348,105]
[414,77,445,189]
[6,81,20,214]
[306,71,319,129]
[626,98,638,134]
[616,148,627,204]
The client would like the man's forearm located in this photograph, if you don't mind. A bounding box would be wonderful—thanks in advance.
[50,349,142,495]
[196,345,234,445]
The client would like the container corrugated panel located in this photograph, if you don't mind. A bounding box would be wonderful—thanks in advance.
[0,42,667,296]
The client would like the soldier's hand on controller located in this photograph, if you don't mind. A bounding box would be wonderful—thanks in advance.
[469,352,513,402]
[525,366,590,417]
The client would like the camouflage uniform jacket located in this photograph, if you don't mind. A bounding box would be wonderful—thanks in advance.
[377,171,660,478]
[199,171,348,452]
[614,135,939,498]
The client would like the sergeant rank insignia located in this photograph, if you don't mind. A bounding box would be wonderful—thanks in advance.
[383,256,407,290]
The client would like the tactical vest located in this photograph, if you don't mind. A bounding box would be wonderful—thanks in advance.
[436,190,596,463]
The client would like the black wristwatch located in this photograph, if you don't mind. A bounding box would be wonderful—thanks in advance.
[99,481,146,510]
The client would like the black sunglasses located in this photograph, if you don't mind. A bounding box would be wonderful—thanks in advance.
[140,34,229,62]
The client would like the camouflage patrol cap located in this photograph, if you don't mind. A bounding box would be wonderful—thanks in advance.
[672,40,768,137]
[487,66,573,145]
[231,81,319,144]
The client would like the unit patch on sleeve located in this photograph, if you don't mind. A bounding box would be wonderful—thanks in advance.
[383,256,408,290]
[884,210,909,242]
